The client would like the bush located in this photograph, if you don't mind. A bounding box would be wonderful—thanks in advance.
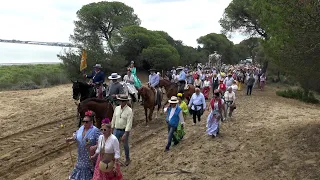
[276,88,319,104]
[0,64,69,90]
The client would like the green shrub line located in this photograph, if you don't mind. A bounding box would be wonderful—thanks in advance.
[276,88,319,104]
[0,64,69,90]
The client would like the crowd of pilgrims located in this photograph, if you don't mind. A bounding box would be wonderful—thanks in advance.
[67,62,265,180]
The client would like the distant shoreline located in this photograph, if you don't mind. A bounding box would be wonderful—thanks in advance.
[0,62,61,66]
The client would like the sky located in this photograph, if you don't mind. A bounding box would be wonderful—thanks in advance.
[0,0,246,48]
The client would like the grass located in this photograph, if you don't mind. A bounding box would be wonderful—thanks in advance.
[276,88,319,104]
[0,64,69,90]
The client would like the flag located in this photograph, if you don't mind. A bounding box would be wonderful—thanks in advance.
[80,50,87,71]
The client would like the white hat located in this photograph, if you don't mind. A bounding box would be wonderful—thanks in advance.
[108,73,121,80]
[168,96,179,104]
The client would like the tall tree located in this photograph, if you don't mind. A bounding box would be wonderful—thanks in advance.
[197,33,236,64]
[71,1,140,53]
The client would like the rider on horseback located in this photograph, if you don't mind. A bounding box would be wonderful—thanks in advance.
[176,66,186,93]
[84,64,105,99]
[106,73,124,106]
[148,68,161,105]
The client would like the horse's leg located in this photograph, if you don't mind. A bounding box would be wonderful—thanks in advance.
[149,107,154,121]
[96,117,102,129]
[144,107,148,125]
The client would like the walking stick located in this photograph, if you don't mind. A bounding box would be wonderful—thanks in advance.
[60,123,75,165]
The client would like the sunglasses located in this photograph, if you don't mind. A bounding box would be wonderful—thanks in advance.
[82,120,90,123]
[100,128,110,131]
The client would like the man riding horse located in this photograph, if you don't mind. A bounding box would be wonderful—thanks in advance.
[176,66,186,93]
[147,68,161,105]
[106,72,124,106]
[83,64,105,99]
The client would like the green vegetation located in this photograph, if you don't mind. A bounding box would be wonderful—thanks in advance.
[220,0,320,94]
[0,64,69,90]
[276,89,319,104]
[59,1,262,79]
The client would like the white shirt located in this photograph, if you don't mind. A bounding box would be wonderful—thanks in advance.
[213,99,225,111]
[95,134,120,159]
[188,93,206,111]
[231,84,238,93]
[224,91,236,102]
[168,106,185,124]
[203,80,210,87]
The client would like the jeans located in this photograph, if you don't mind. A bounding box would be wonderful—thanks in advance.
[247,85,253,95]
[166,125,178,150]
[113,129,130,161]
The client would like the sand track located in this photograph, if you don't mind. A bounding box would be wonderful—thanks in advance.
[1,84,320,180]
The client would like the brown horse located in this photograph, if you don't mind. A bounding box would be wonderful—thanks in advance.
[76,98,114,129]
[159,79,195,102]
[138,85,163,124]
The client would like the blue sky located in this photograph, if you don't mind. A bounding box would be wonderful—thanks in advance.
[0,0,245,47]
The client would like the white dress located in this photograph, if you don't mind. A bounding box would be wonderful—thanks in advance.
[206,99,224,136]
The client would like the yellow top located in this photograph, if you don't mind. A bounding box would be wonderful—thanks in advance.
[179,101,188,114]
[111,105,133,131]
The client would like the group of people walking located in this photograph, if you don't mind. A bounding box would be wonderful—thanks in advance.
[69,62,266,179]
[67,94,133,180]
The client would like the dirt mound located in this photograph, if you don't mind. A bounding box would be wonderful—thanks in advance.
[1,84,320,180]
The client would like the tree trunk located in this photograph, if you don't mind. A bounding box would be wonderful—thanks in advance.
[262,60,268,74]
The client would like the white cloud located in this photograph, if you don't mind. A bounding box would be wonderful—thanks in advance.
[0,0,246,47]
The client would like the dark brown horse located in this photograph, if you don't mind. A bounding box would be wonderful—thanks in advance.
[76,98,114,128]
[138,85,163,124]
[159,79,195,102]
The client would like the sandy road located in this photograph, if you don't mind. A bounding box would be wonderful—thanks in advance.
[1,84,320,180]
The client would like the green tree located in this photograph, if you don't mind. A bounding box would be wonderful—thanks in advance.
[71,1,140,53]
[139,44,180,70]
[197,33,236,64]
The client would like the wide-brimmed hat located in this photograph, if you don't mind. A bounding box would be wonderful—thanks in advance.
[117,94,131,101]
[93,64,102,68]
[168,96,179,104]
[130,61,134,64]
[149,68,156,72]
[108,73,121,80]
[176,66,184,70]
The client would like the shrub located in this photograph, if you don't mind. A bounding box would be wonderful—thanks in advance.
[0,64,69,90]
[276,88,319,104]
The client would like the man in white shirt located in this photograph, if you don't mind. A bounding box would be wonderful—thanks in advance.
[224,87,236,118]
[123,69,134,84]
[188,88,206,125]
[111,94,133,166]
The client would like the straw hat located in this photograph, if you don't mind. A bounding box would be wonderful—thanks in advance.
[117,94,131,101]
[108,73,121,80]
[99,159,115,172]
[168,96,179,104]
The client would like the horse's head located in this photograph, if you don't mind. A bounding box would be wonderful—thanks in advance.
[72,80,80,100]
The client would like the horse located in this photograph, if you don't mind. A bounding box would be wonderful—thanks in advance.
[72,80,96,102]
[72,80,108,102]
[159,79,195,102]
[76,98,114,128]
[138,85,163,124]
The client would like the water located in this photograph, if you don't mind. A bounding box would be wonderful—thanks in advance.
[0,42,72,65]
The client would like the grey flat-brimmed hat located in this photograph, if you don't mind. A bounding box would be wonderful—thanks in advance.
[93,64,102,68]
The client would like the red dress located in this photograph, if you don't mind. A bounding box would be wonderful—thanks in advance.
[92,155,123,180]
